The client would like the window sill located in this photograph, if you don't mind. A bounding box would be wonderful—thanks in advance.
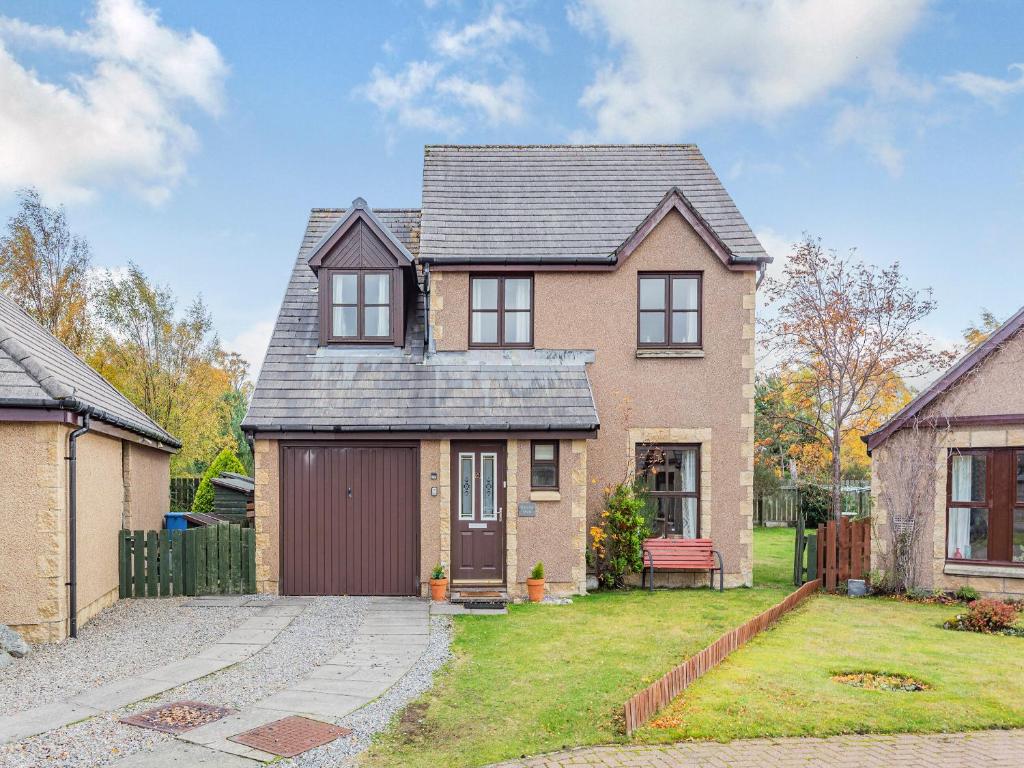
[944,562,1024,579]
[635,348,704,359]
[530,490,561,502]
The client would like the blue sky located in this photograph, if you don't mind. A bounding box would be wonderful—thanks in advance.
[0,0,1022,373]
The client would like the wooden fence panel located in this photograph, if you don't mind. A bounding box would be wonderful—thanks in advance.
[118,524,255,599]
[817,518,871,592]
[623,579,822,735]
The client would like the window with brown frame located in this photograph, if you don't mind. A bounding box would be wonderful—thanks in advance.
[637,272,701,348]
[947,447,1024,564]
[531,441,559,489]
[636,444,700,538]
[327,270,393,343]
[470,275,533,347]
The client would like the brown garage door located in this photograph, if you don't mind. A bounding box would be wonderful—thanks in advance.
[280,443,419,596]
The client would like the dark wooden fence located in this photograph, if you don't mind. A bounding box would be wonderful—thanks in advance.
[170,476,201,512]
[118,523,256,598]
[816,517,871,592]
[623,578,822,736]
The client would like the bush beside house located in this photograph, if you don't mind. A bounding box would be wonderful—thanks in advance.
[192,447,246,515]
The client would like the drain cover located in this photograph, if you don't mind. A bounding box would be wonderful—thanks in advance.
[229,716,352,757]
[120,701,236,734]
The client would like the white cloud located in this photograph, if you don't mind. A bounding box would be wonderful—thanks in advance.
[569,0,926,141]
[227,319,275,378]
[361,4,538,136]
[0,0,227,203]
[433,4,544,59]
[831,103,905,177]
[945,63,1024,106]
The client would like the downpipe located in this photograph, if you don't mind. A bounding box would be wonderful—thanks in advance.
[66,412,91,639]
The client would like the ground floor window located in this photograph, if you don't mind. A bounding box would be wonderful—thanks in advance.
[947,447,1024,564]
[636,443,699,538]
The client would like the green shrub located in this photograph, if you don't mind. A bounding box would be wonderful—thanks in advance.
[530,561,544,580]
[192,447,246,515]
[955,585,980,602]
[431,563,446,580]
[591,478,650,589]
[798,483,832,527]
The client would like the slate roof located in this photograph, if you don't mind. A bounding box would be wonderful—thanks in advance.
[242,206,599,433]
[419,144,768,265]
[211,472,255,494]
[0,291,179,447]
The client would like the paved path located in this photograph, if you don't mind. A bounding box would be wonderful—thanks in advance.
[0,596,309,746]
[493,729,1024,767]
[172,596,429,763]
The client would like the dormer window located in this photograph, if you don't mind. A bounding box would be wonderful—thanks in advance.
[308,197,414,348]
[329,271,392,341]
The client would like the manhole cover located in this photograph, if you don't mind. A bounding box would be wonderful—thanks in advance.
[832,672,929,692]
[120,701,236,734]
[229,716,352,757]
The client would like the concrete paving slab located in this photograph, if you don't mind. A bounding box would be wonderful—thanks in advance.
[429,602,466,615]
[196,643,264,661]
[254,690,370,718]
[236,616,292,630]
[218,628,281,645]
[142,657,234,684]
[338,667,407,685]
[290,676,392,698]
[203,737,278,763]
[255,605,305,617]
[111,741,261,767]
[0,701,101,744]
[71,675,174,710]
[303,664,361,681]
[179,708,285,746]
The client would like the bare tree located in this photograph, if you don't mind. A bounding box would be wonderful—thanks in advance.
[760,236,954,520]
[0,188,93,353]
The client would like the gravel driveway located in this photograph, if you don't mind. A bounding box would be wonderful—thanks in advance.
[0,598,453,768]
[0,597,258,713]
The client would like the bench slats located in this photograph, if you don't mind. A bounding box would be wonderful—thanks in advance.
[643,538,715,570]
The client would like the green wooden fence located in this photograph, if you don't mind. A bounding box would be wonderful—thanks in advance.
[118,523,256,598]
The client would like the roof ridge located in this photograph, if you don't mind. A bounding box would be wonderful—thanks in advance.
[424,144,699,149]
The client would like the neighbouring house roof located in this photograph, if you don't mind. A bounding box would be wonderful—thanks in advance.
[419,144,770,266]
[0,290,180,448]
[864,303,1024,453]
[242,206,599,435]
[211,472,255,494]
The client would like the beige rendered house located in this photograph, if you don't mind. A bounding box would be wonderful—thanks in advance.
[0,292,179,642]
[867,304,1024,597]
[243,145,770,600]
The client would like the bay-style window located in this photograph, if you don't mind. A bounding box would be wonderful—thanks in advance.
[636,444,700,538]
[470,275,533,347]
[327,271,393,343]
[947,448,1024,564]
[637,272,701,348]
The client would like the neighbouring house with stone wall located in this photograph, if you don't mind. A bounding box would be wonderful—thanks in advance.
[243,144,769,600]
[0,292,178,642]
[867,304,1024,597]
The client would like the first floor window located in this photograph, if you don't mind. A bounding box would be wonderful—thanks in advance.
[947,448,1024,563]
[329,271,392,341]
[470,275,533,347]
[637,273,701,348]
[636,444,699,538]
[531,441,559,489]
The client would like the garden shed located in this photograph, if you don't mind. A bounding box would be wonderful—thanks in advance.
[211,472,254,525]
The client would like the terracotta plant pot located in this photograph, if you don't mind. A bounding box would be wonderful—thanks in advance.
[429,578,448,602]
[526,577,545,603]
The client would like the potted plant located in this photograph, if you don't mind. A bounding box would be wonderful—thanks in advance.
[429,563,448,601]
[527,561,545,602]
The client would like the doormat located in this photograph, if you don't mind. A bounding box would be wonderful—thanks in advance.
[229,716,352,757]
[120,701,236,734]
[455,590,503,598]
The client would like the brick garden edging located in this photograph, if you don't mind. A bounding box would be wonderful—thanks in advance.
[623,578,822,735]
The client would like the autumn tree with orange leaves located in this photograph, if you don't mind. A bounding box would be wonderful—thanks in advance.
[760,237,953,520]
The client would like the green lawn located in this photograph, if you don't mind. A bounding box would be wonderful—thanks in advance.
[752,526,796,588]
[364,530,791,767]
[634,595,1024,741]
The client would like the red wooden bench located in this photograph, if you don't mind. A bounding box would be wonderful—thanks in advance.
[642,538,724,591]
